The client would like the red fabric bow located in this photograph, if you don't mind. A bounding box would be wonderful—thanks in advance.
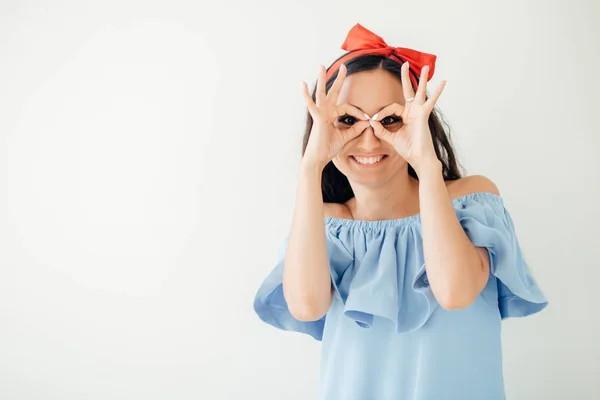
[325,23,437,91]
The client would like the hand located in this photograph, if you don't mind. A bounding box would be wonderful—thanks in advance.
[368,62,446,171]
[301,64,371,170]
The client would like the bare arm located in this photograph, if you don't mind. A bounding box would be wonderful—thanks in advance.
[418,161,495,309]
[283,64,369,321]
[282,161,333,321]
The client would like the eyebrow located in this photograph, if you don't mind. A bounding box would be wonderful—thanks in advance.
[349,103,390,113]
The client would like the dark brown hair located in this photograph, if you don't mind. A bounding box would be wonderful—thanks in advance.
[301,54,464,203]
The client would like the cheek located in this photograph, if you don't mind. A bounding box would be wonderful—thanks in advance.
[331,156,346,172]
[331,154,355,176]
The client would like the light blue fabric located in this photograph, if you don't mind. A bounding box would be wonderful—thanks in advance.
[254,192,548,400]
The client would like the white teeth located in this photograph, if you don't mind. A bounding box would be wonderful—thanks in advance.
[353,155,384,165]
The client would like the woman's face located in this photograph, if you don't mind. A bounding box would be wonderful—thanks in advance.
[331,68,409,187]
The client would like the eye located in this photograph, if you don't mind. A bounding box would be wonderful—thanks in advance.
[337,115,357,125]
[380,115,403,125]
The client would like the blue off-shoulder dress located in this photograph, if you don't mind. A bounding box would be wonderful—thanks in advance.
[254,192,548,400]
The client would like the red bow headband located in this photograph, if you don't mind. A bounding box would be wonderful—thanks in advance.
[325,23,437,91]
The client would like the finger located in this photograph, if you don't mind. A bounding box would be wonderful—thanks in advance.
[372,102,405,122]
[368,119,391,143]
[315,65,326,107]
[301,81,319,118]
[401,62,415,117]
[335,103,369,120]
[415,65,429,104]
[424,80,446,111]
[342,120,370,142]
[401,62,416,99]
[326,63,347,103]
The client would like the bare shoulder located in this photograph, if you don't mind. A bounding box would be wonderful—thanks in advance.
[446,174,501,200]
[323,202,352,219]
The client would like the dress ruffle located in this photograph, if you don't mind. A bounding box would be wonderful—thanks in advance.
[453,196,548,318]
[254,192,548,341]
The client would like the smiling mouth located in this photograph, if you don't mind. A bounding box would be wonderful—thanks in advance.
[350,155,388,166]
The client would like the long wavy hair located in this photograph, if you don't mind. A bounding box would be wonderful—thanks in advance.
[301,54,465,204]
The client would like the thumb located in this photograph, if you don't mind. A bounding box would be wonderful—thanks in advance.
[369,119,391,144]
[342,120,370,142]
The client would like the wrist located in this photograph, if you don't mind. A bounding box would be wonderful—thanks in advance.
[412,158,442,177]
[301,157,328,174]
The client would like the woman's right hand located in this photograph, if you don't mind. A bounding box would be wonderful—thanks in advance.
[301,64,371,170]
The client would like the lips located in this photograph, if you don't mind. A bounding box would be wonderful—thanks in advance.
[350,155,388,166]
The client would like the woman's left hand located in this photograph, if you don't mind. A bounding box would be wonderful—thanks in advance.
[368,62,446,173]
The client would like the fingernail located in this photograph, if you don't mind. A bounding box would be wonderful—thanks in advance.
[364,113,371,120]
[372,113,379,121]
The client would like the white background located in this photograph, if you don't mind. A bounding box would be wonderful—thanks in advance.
[1,0,598,399]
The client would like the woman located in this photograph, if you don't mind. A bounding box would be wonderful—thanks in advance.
[253,23,548,399]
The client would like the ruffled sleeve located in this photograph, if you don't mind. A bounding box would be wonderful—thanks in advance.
[253,232,354,341]
[254,193,548,341]
[450,194,549,319]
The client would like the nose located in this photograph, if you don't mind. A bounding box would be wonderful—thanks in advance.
[355,125,381,151]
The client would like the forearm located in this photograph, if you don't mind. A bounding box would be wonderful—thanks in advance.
[417,160,483,309]
[282,161,333,321]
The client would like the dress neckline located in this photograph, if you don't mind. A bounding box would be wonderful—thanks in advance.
[324,191,503,229]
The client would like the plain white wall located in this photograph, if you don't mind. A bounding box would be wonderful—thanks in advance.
[1,0,598,399]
